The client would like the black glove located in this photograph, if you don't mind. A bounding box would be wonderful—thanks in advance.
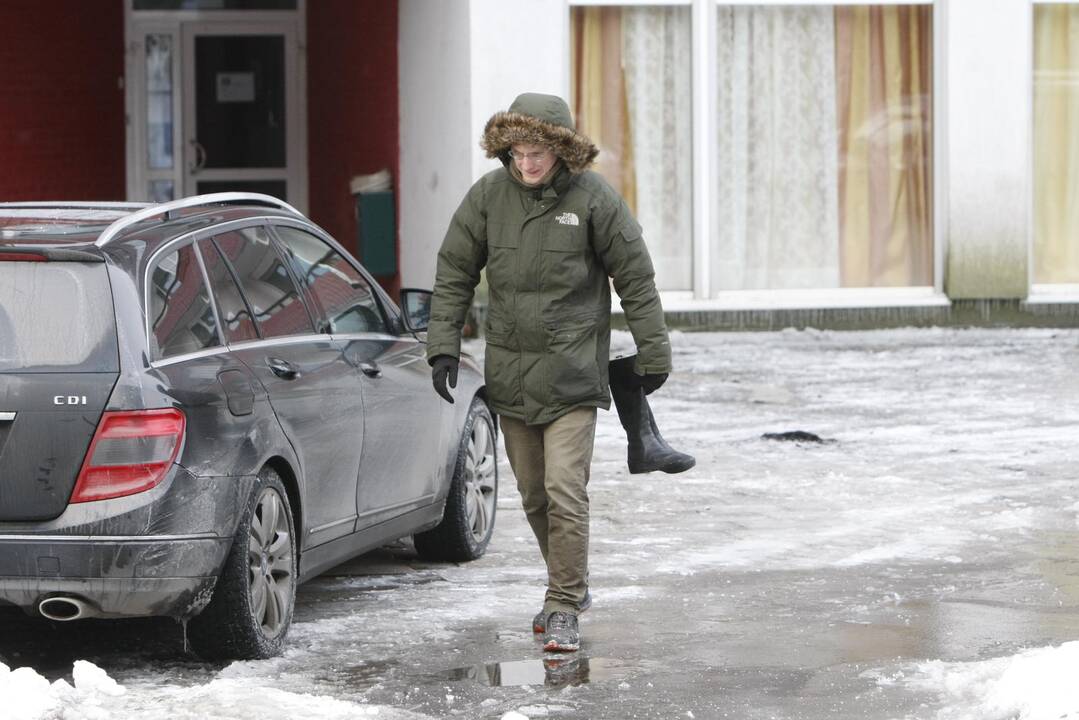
[639,372,668,395]
[431,355,459,404]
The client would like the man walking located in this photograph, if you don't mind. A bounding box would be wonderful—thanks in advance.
[427,92,672,652]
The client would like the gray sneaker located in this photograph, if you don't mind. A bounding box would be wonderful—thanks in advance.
[542,611,579,652]
[532,591,591,634]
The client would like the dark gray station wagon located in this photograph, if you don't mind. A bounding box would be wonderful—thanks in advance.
[0,193,497,659]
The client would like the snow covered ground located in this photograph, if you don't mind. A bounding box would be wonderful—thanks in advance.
[2,328,1079,719]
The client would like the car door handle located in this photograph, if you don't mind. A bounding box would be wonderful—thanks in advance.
[267,357,300,380]
[359,362,381,379]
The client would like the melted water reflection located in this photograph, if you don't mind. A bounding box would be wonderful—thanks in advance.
[446,657,628,688]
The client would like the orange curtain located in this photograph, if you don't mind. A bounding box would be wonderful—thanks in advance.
[570,7,636,215]
[835,6,933,287]
[1034,5,1079,284]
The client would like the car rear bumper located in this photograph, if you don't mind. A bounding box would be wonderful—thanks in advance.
[0,534,231,618]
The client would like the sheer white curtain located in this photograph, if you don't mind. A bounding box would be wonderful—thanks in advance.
[715,7,840,291]
[623,7,693,291]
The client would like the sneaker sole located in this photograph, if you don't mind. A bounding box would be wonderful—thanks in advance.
[543,640,579,652]
[628,456,696,474]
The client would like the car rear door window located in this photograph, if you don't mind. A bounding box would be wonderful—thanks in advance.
[150,242,221,360]
[273,226,387,335]
[212,227,314,339]
[197,236,260,343]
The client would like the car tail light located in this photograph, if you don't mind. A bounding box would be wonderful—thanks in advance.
[0,252,47,262]
[71,409,186,503]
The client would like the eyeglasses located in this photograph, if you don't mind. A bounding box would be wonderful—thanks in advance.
[509,148,553,163]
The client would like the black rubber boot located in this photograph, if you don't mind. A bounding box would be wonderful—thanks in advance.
[608,357,696,474]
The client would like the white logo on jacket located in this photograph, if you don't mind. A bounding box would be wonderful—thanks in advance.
[555,212,579,226]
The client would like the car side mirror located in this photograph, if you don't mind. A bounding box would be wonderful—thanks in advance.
[399,288,432,333]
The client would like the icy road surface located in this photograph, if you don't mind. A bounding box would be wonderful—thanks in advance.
[2,328,1079,720]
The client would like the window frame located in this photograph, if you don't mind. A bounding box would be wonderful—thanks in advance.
[143,216,317,365]
[1030,0,1079,296]
[566,0,941,301]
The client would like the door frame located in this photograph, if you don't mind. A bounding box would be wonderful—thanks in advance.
[124,2,308,212]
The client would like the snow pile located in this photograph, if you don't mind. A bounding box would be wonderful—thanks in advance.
[2,662,63,720]
[893,642,1079,719]
[2,660,124,720]
[0,660,408,720]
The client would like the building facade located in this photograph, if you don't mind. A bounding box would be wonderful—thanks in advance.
[3,1,1078,323]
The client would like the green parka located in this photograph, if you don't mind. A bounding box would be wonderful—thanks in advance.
[427,93,671,425]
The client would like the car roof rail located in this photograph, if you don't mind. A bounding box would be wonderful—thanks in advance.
[95,192,303,247]
[0,201,151,211]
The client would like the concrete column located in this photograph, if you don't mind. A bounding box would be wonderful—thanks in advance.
[942,0,1031,299]
[399,0,567,290]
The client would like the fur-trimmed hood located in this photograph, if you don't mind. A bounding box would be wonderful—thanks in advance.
[481,93,599,175]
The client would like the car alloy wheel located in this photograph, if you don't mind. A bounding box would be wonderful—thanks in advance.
[464,413,497,545]
[248,486,294,638]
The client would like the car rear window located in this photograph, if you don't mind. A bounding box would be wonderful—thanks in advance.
[0,262,118,372]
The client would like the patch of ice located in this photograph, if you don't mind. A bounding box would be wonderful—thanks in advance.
[501,712,530,720]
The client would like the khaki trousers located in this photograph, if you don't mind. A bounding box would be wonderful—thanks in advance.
[500,406,597,615]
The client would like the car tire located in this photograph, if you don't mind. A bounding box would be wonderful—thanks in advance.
[188,466,297,660]
[414,398,498,562]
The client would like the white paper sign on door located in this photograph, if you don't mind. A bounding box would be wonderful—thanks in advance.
[216,72,255,103]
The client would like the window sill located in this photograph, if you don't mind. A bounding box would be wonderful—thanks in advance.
[651,287,948,313]
[1026,284,1079,305]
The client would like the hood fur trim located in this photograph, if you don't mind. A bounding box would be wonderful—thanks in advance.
[481,111,599,175]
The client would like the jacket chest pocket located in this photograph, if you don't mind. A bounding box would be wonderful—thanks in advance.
[542,223,590,290]
[486,221,519,288]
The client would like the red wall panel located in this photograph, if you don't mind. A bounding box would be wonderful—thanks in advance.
[307,0,400,293]
[0,1,125,201]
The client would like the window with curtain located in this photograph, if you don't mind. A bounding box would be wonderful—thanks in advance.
[570,6,694,292]
[715,5,933,291]
[1034,4,1079,285]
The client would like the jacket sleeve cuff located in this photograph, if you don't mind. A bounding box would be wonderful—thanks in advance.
[425,337,462,365]
[632,339,673,375]
[633,359,673,375]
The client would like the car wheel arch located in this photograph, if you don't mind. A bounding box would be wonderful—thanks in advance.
[263,455,303,546]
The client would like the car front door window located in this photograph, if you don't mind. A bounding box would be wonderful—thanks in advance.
[272,226,387,335]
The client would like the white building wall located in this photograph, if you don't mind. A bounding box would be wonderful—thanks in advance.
[398,0,474,290]
[468,0,568,181]
[943,0,1031,299]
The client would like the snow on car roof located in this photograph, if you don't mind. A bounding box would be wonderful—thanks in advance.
[0,208,139,238]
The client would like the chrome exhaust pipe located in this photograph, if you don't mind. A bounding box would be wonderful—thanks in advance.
[38,596,97,621]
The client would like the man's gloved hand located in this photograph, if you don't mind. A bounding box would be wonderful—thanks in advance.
[431,355,459,404]
[639,372,668,395]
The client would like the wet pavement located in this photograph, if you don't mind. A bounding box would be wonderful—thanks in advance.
[2,328,1079,719]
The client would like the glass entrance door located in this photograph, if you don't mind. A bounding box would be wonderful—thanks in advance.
[181,23,302,204]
